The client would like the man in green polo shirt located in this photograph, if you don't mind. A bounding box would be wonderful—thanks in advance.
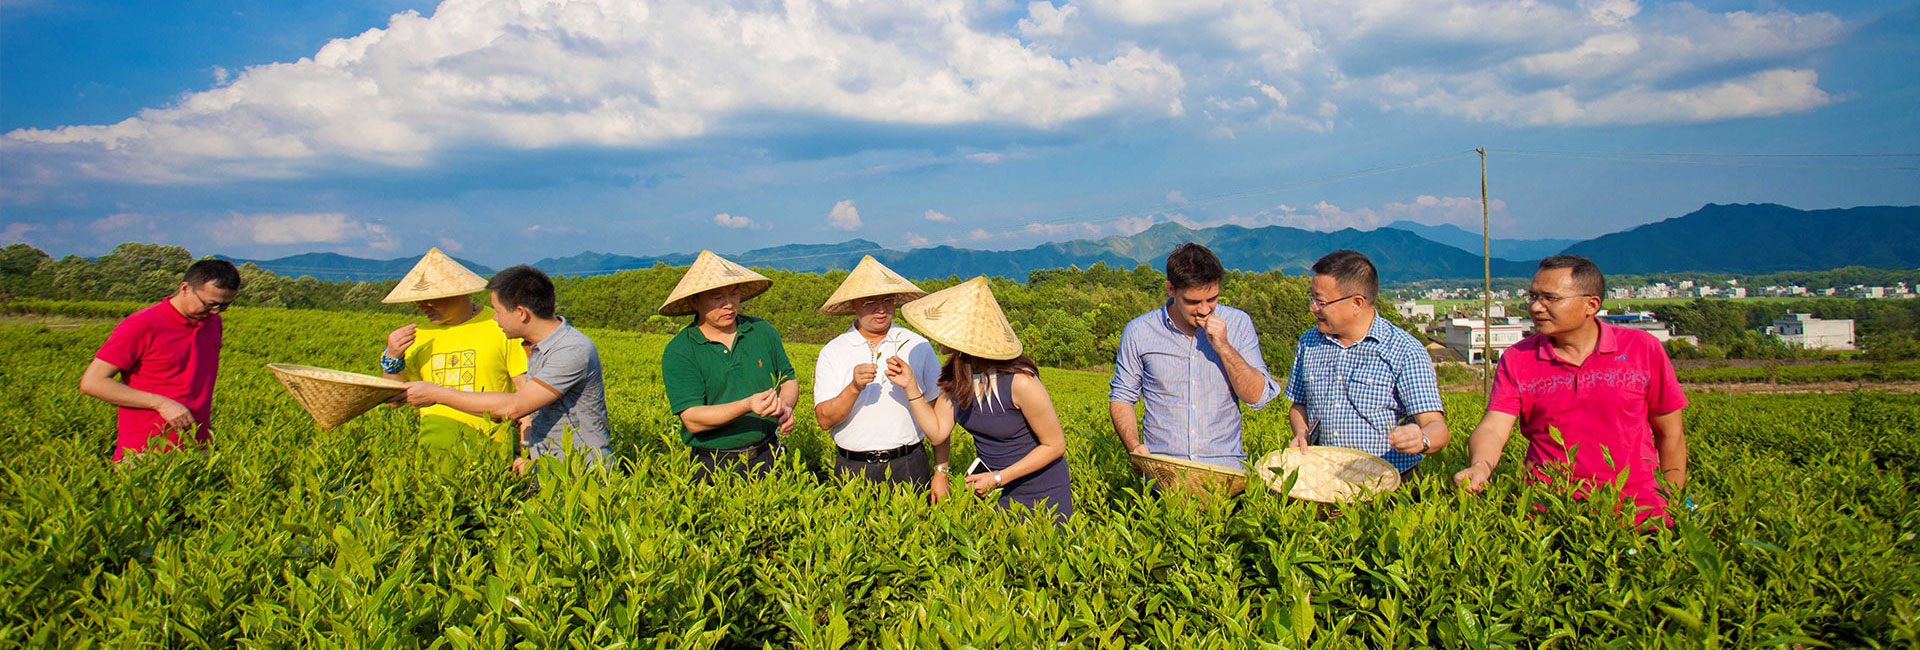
[658,251,799,480]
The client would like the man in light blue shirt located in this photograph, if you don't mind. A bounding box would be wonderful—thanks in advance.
[1285,250,1448,478]
[1110,243,1281,469]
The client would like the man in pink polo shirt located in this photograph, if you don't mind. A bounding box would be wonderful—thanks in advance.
[1454,255,1689,526]
[78,259,242,461]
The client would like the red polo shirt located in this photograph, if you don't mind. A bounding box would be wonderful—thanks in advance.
[1489,323,1688,526]
[94,300,223,460]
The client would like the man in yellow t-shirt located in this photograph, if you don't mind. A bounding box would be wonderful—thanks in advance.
[378,249,527,457]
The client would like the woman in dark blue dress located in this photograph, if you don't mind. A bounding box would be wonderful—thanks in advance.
[887,277,1072,525]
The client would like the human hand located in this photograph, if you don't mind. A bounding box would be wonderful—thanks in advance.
[385,324,417,359]
[884,356,918,392]
[155,398,195,433]
[747,389,781,418]
[965,471,999,496]
[1200,313,1229,345]
[776,402,795,434]
[850,363,878,390]
[402,382,442,407]
[930,471,951,503]
[1289,433,1310,450]
[1129,443,1149,455]
[1387,423,1428,454]
[1454,464,1491,493]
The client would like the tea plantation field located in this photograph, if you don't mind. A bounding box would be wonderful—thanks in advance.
[2,305,1915,648]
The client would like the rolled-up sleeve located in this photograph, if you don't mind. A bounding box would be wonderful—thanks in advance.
[1108,323,1144,404]
[1394,345,1444,416]
[1230,311,1280,409]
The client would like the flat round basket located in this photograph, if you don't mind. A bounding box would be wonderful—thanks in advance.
[1129,453,1248,497]
[1256,447,1401,503]
[266,363,405,430]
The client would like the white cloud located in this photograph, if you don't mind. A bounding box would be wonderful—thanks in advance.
[1164,190,1186,205]
[923,209,953,223]
[904,232,931,247]
[1022,221,1105,239]
[5,0,1184,182]
[525,224,583,236]
[967,228,993,241]
[1018,2,1078,38]
[1,222,42,245]
[1162,195,1509,233]
[436,237,465,253]
[211,212,396,250]
[712,212,758,229]
[88,212,155,237]
[827,200,862,231]
[965,153,1006,164]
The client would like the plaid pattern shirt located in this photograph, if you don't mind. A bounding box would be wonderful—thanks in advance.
[1285,314,1444,472]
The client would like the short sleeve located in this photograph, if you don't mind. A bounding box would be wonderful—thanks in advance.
[1646,338,1689,416]
[532,341,592,401]
[1487,354,1523,416]
[1284,340,1309,404]
[768,330,796,382]
[1394,344,1444,415]
[813,344,846,406]
[1108,324,1144,404]
[95,315,145,372]
[911,339,943,401]
[662,338,707,415]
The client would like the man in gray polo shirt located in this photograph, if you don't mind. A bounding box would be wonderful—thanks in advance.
[402,265,613,470]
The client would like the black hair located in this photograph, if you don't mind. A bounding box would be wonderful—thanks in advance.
[184,259,242,291]
[1165,242,1225,291]
[1537,255,1606,297]
[487,265,557,319]
[1310,249,1378,301]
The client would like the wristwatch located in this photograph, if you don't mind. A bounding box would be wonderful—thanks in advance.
[934,464,950,475]
[992,471,1003,488]
[1419,431,1432,454]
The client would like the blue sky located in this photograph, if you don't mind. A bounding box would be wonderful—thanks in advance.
[3,0,1916,266]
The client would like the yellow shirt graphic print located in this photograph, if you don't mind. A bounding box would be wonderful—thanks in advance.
[401,307,529,429]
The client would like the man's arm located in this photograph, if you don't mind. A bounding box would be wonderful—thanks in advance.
[1387,410,1449,455]
[1651,409,1687,491]
[1203,315,1273,405]
[1453,410,1519,493]
[1109,401,1146,454]
[407,380,560,422]
[78,359,194,432]
[1287,402,1312,448]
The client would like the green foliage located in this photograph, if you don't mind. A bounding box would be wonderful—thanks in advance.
[2,306,1916,647]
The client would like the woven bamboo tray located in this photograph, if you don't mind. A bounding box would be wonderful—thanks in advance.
[1129,453,1248,497]
[1256,446,1400,503]
[266,363,405,430]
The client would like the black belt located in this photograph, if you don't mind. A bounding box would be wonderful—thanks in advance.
[692,437,775,457]
[837,443,920,464]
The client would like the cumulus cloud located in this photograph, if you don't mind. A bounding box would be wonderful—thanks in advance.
[712,213,758,229]
[88,212,156,237]
[904,232,931,247]
[1164,190,1186,205]
[5,0,1185,182]
[827,200,862,231]
[211,212,397,250]
[1,222,42,245]
[436,237,465,253]
[923,209,953,222]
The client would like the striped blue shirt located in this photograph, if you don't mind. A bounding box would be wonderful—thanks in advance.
[1110,303,1281,469]
[1284,314,1444,472]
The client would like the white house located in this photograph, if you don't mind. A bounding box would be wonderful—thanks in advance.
[1768,313,1856,351]
[1444,318,1530,364]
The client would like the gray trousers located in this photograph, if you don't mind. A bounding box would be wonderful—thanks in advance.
[833,444,933,489]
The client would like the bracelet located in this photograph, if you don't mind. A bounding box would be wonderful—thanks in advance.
[907,391,925,402]
[992,471,1003,487]
[934,464,950,475]
[379,353,405,374]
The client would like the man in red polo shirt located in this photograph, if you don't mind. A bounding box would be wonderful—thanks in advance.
[78,259,242,461]
[1454,255,1689,526]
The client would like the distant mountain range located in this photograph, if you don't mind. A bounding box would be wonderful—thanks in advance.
[1381,220,1579,260]
[218,252,496,282]
[222,203,1919,283]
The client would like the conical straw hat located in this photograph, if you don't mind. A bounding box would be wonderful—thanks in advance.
[899,276,1022,360]
[658,251,773,316]
[266,363,406,430]
[1129,453,1248,497]
[819,256,927,314]
[382,248,489,303]
[1256,447,1401,503]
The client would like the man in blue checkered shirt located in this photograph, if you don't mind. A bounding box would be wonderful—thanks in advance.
[1285,250,1449,479]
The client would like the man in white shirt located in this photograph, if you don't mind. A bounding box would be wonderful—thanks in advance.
[813,256,949,500]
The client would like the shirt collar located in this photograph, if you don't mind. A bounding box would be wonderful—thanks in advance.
[843,323,908,347]
[689,316,754,346]
[529,317,570,353]
[1535,321,1616,362]
[1317,313,1387,347]
[161,298,204,328]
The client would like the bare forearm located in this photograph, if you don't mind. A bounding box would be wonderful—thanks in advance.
[779,380,799,410]
[430,388,521,421]
[1109,401,1143,451]
[1287,404,1311,439]
[1002,442,1066,483]
[1466,423,1510,472]
[814,384,859,430]
[79,376,168,411]
[1420,418,1451,452]
[1215,343,1267,404]
[680,400,754,433]
[1653,413,1687,490]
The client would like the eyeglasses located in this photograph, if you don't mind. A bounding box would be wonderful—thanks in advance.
[1308,294,1362,310]
[188,288,235,313]
[1525,291,1596,305]
[854,297,899,310]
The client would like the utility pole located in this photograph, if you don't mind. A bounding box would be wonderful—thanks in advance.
[1479,148,1492,395]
